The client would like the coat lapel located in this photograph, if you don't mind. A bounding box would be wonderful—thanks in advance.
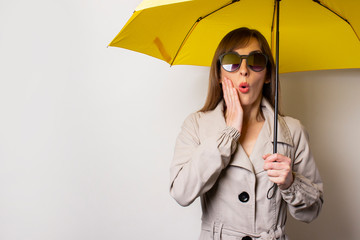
[248,122,273,174]
[230,145,255,173]
[248,98,294,174]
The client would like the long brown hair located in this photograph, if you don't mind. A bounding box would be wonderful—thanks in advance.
[199,27,277,112]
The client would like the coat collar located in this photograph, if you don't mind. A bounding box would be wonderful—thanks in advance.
[199,98,293,147]
[261,98,294,147]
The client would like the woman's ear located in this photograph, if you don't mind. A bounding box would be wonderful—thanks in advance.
[264,77,271,84]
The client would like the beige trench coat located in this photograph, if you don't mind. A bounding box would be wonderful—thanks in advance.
[170,98,323,240]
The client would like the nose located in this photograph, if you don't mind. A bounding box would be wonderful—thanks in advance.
[239,58,249,76]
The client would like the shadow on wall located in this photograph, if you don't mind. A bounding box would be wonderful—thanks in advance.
[280,69,360,239]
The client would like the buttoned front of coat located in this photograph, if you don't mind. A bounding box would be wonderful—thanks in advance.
[170,98,323,240]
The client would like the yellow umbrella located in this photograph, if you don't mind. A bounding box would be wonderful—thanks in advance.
[109,0,360,73]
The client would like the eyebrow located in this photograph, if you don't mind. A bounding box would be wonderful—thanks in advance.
[229,50,262,56]
[249,50,262,54]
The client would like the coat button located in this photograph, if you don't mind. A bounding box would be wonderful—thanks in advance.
[238,192,250,203]
[242,236,252,240]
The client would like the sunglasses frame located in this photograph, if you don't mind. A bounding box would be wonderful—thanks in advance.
[219,51,269,72]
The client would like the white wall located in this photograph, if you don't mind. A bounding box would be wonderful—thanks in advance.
[281,69,360,240]
[0,1,359,239]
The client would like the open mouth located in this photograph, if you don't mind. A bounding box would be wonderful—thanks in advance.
[239,82,249,93]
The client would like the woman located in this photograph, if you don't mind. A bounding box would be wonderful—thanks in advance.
[169,27,323,240]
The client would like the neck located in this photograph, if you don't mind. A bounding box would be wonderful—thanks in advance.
[242,97,264,125]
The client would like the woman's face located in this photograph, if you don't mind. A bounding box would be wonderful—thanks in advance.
[220,38,268,109]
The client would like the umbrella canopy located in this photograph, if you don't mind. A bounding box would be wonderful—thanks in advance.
[109,0,360,73]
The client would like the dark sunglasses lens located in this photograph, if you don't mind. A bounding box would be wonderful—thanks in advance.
[221,53,241,72]
[248,53,267,72]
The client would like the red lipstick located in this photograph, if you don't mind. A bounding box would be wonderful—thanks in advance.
[239,82,249,93]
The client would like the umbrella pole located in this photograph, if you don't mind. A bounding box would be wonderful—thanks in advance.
[273,0,280,154]
[267,0,280,200]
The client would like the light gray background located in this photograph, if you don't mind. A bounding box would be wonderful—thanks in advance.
[0,0,359,239]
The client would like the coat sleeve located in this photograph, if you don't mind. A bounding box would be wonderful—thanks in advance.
[169,113,240,207]
[280,121,324,223]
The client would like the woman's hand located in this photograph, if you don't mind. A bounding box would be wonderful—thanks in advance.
[263,153,294,190]
[222,77,243,132]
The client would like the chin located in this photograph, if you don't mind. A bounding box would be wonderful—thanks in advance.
[239,96,252,105]
[239,95,261,108]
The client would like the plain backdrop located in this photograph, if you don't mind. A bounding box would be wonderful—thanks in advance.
[0,0,359,239]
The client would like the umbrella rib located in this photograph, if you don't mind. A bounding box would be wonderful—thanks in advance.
[313,0,360,41]
[270,0,277,53]
[170,0,241,65]
[170,20,199,66]
[200,0,240,20]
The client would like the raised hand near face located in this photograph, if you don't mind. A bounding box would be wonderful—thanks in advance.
[263,153,294,190]
[222,77,243,133]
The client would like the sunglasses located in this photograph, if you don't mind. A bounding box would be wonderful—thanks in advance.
[219,51,268,72]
